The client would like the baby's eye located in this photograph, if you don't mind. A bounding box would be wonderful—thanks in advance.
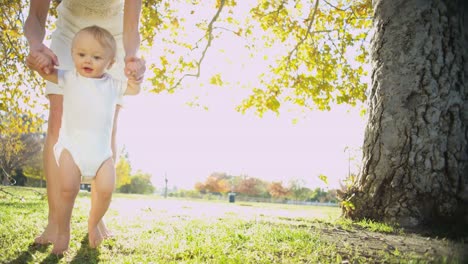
[78,53,85,57]
[93,56,101,60]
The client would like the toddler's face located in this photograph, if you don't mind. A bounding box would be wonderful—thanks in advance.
[71,31,114,78]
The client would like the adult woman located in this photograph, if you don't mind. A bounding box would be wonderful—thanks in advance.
[24,0,145,246]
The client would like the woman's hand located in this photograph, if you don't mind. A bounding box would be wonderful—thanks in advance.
[124,56,146,83]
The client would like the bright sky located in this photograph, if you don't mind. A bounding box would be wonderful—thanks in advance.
[119,92,365,190]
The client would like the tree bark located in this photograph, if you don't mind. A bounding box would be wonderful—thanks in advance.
[343,0,468,228]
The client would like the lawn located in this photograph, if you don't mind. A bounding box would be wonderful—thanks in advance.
[0,186,466,263]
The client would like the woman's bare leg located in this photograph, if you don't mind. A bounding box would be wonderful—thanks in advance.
[88,158,115,248]
[35,95,62,245]
[52,149,81,255]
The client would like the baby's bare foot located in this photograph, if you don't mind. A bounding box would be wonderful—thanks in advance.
[88,226,104,248]
[51,234,69,255]
[34,224,57,245]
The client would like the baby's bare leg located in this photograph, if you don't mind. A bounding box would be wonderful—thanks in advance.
[88,106,120,240]
[92,186,113,238]
[52,149,81,255]
[88,158,115,248]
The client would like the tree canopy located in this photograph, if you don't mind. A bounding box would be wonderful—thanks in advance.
[143,0,372,115]
[1,0,372,130]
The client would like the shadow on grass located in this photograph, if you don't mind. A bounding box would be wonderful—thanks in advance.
[39,253,63,264]
[7,235,100,264]
[404,219,468,241]
[6,243,60,264]
[69,234,100,264]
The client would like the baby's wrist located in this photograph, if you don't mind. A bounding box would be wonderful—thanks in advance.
[128,76,143,84]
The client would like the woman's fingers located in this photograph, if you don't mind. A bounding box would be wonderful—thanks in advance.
[42,47,59,66]
[125,57,146,85]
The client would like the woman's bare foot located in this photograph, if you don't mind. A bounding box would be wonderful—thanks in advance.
[88,225,104,248]
[97,220,113,239]
[34,224,57,245]
[51,233,69,255]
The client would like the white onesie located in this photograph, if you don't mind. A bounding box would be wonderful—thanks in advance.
[54,69,126,180]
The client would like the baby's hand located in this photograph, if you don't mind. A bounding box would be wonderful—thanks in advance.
[26,44,58,74]
[28,51,51,72]
[124,56,146,83]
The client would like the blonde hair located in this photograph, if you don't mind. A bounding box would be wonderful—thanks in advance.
[72,25,117,59]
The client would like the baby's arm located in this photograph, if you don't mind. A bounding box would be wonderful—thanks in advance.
[125,78,142,95]
[38,67,58,84]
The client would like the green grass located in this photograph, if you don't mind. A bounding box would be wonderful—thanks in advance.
[0,186,466,263]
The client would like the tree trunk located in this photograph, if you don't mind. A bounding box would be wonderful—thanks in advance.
[343,0,468,228]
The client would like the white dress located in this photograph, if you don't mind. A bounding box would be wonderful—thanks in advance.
[46,0,126,96]
[53,69,126,179]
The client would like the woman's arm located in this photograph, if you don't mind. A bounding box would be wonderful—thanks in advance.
[123,0,143,78]
[24,0,50,50]
[24,0,58,73]
[123,0,142,59]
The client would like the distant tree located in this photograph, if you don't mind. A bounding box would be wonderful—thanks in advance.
[22,148,44,186]
[325,189,338,203]
[115,150,132,189]
[0,129,43,185]
[288,179,312,200]
[194,182,206,193]
[205,174,230,194]
[119,171,155,194]
[195,172,230,194]
[10,168,26,186]
[268,181,290,198]
[309,188,328,202]
[235,177,267,196]
[172,189,203,199]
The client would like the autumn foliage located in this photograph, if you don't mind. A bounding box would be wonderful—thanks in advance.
[195,173,230,194]
[268,181,290,198]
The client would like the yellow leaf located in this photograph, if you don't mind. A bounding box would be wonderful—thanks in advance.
[209,74,223,86]
[318,174,328,185]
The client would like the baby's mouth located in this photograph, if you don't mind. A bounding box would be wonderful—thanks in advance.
[83,67,93,73]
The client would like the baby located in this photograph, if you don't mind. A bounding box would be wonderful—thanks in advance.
[33,25,143,254]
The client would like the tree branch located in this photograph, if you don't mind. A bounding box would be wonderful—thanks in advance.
[169,0,226,91]
[322,0,351,12]
[288,0,320,61]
